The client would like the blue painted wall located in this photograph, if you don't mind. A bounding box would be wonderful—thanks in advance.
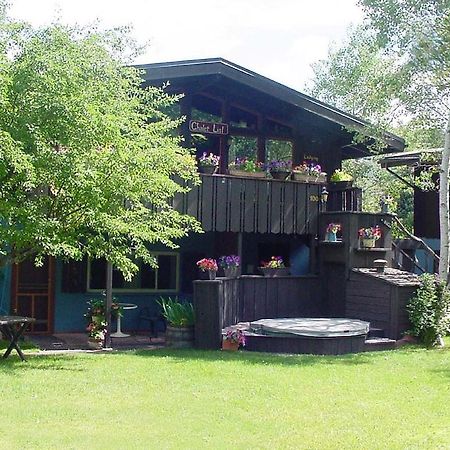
[0,265,11,315]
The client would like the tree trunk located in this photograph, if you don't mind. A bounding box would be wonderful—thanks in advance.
[439,112,450,283]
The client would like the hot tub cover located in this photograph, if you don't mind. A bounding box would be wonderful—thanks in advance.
[250,318,370,338]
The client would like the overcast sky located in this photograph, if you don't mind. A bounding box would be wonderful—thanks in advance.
[9,0,363,91]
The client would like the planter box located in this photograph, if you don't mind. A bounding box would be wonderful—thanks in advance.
[292,172,310,182]
[259,267,290,277]
[199,165,217,175]
[229,168,266,178]
[270,170,291,181]
[328,180,353,190]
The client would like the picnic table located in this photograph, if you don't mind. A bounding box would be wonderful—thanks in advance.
[0,316,35,361]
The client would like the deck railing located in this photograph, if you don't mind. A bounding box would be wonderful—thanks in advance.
[173,174,322,234]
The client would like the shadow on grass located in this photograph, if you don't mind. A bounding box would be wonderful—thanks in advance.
[132,347,375,367]
[0,354,86,375]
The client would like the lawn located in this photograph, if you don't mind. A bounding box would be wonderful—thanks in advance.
[0,342,449,449]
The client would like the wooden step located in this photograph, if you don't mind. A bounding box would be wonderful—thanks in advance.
[364,338,396,352]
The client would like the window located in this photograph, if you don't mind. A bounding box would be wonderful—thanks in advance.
[266,139,293,163]
[228,136,258,163]
[88,253,179,292]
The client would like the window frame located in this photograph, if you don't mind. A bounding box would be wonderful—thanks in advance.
[86,252,180,293]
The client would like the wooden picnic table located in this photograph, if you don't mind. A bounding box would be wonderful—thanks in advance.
[0,316,35,361]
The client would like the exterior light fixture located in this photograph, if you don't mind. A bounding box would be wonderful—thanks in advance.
[320,186,329,203]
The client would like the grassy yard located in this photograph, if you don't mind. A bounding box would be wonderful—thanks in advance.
[0,343,449,450]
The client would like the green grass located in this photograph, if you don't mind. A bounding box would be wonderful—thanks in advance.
[0,342,449,450]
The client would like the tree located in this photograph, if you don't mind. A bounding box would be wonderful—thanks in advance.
[309,0,450,281]
[0,9,201,280]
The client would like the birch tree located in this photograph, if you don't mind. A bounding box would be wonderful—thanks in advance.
[309,0,450,281]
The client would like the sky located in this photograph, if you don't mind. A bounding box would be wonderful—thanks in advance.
[8,0,363,92]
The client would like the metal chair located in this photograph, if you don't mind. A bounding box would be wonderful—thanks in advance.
[137,307,166,338]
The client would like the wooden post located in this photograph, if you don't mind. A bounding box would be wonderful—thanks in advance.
[104,261,113,349]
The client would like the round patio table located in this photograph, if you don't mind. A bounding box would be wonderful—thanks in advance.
[111,303,137,338]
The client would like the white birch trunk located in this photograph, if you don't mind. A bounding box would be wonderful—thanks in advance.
[439,112,450,283]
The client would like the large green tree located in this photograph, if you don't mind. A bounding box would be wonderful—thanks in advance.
[309,0,450,280]
[0,8,200,279]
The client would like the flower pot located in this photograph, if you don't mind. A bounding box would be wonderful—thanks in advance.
[229,168,266,178]
[208,270,217,280]
[259,267,290,277]
[222,340,239,351]
[199,165,217,175]
[223,267,239,278]
[165,325,194,348]
[325,232,337,242]
[328,180,353,190]
[361,238,376,248]
[292,172,310,182]
[87,339,103,350]
[270,170,291,181]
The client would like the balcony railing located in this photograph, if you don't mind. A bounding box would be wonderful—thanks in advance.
[173,174,322,234]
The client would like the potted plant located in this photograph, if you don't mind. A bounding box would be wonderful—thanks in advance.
[158,297,195,348]
[198,152,220,174]
[228,157,266,178]
[292,162,327,183]
[196,257,218,279]
[222,328,246,351]
[329,169,353,189]
[259,256,290,277]
[325,223,341,242]
[85,297,123,349]
[218,255,240,278]
[358,226,382,248]
[267,159,292,180]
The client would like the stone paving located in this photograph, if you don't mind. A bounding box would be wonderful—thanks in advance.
[27,333,166,353]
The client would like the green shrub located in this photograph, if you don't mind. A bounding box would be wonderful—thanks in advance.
[407,274,450,347]
[158,297,195,327]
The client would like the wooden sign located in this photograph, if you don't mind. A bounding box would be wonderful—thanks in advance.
[189,120,229,135]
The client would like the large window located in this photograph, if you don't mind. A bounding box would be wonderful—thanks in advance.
[266,139,293,163]
[228,136,258,163]
[88,253,179,292]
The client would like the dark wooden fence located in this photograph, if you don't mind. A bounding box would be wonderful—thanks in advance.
[174,174,321,234]
[193,275,321,349]
[327,187,362,212]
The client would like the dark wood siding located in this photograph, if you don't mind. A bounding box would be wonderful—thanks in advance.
[345,269,419,339]
[175,174,321,235]
[193,275,322,349]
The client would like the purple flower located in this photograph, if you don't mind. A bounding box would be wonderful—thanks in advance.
[218,255,240,268]
[267,159,292,171]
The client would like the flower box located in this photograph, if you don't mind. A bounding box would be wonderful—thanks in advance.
[270,170,291,180]
[259,267,290,277]
[229,168,266,178]
[292,172,310,182]
[198,165,217,175]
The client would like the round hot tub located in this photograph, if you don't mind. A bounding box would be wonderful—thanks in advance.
[245,318,370,355]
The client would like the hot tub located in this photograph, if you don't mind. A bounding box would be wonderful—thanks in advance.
[245,318,370,355]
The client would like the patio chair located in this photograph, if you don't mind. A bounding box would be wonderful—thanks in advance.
[137,307,166,338]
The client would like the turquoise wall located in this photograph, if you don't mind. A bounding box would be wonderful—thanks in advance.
[0,265,11,315]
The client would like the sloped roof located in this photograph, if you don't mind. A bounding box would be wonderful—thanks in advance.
[135,57,405,152]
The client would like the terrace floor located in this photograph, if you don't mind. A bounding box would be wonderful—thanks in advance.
[27,333,166,352]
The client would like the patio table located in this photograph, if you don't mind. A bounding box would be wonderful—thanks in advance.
[0,315,35,361]
[111,303,137,338]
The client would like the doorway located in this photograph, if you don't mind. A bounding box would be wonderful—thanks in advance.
[11,257,55,333]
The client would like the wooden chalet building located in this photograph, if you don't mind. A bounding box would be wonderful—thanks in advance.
[0,58,406,335]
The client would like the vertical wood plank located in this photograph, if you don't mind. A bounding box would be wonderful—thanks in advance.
[229,177,242,232]
[270,182,282,234]
[215,176,228,232]
[257,181,269,233]
[284,183,295,234]
[200,175,214,231]
[244,179,257,232]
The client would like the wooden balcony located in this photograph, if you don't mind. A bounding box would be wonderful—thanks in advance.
[173,174,322,234]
